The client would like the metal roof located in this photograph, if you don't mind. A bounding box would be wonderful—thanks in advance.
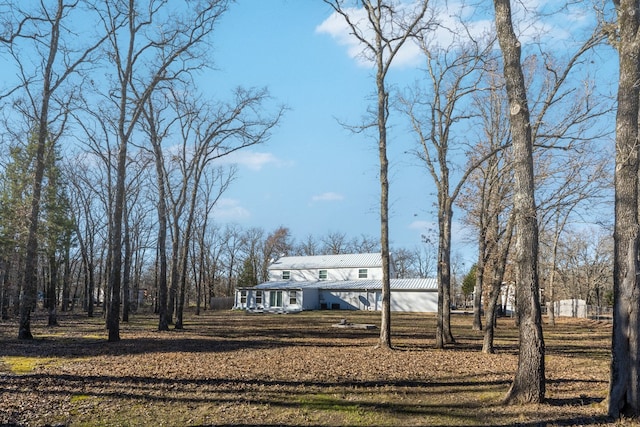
[269,253,382,270]
[249,278,437,291]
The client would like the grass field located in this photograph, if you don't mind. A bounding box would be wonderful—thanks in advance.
[0,309,635,426]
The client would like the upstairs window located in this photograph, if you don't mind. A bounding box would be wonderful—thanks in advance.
[319,269,328,280]
[358,269,368,279]
[282,270,290,280]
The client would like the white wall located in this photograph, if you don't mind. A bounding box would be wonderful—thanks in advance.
[269,267,383,282]
[549,299,587,318]
[319,290,437,313]
[320,290,377,310]
[391,291,438,312]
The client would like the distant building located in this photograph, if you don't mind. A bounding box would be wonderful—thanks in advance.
[234,253,438,313]
[548,299,587,318]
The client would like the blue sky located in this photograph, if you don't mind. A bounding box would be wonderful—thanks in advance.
[0,1,612,268]
[206,1,472,260]
[199,0,615,265]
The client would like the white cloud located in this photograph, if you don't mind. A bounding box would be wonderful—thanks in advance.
[317,1,592,69]
[316,4,425,68]
[219,150,289,171]
[212,198,251,221]
[409,220,435,231]
[311,192,345,202]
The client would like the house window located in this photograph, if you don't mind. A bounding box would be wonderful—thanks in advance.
[358,269,368,279]
[319,269,327,280]
[282,270,290,280]
[269,290,283,307]
[255,291,262,305]
[240,290,247,304]
[289,290,298,305]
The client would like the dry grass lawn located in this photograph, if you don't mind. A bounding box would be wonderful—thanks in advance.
[0,309,636,426]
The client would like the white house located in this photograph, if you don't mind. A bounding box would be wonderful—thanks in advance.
[234,253,438,313]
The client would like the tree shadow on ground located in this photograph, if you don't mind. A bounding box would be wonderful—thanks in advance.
[0,372,612,426]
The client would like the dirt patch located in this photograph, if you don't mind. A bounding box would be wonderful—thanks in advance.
[0,310,625,426]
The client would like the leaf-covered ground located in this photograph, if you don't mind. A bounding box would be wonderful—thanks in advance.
[0,309,633,426]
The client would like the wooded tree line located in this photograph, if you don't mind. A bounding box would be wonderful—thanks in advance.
[0,0,636,419]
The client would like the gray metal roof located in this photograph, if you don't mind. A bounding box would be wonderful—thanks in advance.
[249,278,437,291]
[269,253,382,270]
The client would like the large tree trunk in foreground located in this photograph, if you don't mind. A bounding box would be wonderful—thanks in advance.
[608,0,640,418]
[493,0,545,404]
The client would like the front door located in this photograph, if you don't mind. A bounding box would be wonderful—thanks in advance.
[269,290,283,308]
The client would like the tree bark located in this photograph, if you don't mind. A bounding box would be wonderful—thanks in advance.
[609,0,640,417]
[436,199,455,347]
[376,42,392,350]
[472,245,484,331]
[122,211,131,323]
[18,1,62,340]
[483,212,514,354]
[493,0,545,404]
[47,254,59,327]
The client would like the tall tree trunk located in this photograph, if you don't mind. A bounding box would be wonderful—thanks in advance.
[122,213,131,322]
[148,108,170,331]
[436,199,455,347]
[482,281,501,354]
[493,0,545,404]
[1,261,8,320]
[156,206,171,331]
[61,241,71,312]
[323,0,429,349]
[18,1,62,339]
[47,254,59,326]
[168,219,181,323]
[107,141,126,342]
[175,173,201,329]
[87,248,95,318]
[377,49,392,350]
[609,0,640,417]
[18,118,45,340]
[472,246,484,331]
[77,227,95,318]
[483,212,514,354]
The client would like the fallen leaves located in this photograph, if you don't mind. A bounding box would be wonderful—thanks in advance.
[0,310,615,426]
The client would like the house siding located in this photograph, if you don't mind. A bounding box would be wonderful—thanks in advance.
[234,253,437,313]
[391,291,438,312]
[269,266,383,282]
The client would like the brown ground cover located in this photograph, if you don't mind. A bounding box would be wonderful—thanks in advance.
[0,309,634,426]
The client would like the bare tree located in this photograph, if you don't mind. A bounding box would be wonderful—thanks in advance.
[64,154,109,318]
[261,226,294,282]
[321,231,349,255]
[0,1,107,339]
[390,247,417,278]
[458,64,512,333]
[324,0,431,349]
[493,0,545,404]
[192,173,224,314]
[296,234,321,256]
[94,0,229,342]
[400,23,494,348]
